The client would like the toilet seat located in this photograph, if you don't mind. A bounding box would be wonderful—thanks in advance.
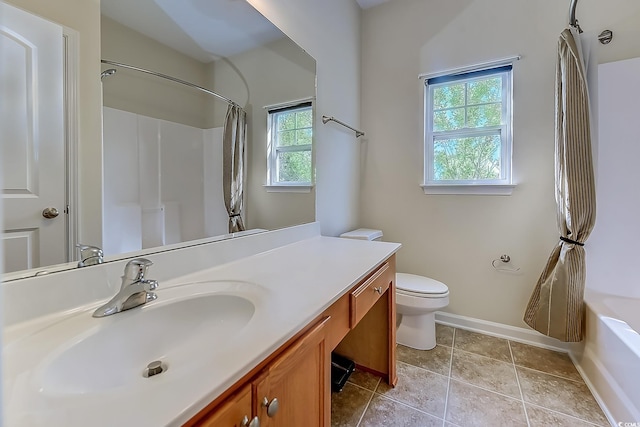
[396,273,448,297]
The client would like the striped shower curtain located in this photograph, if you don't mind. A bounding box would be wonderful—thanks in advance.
[524,28,596,342]
[223,104,247,233]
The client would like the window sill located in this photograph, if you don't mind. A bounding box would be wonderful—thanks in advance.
[264,184,314,193]
[421,184,516,195]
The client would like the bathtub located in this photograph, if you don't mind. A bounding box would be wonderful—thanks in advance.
[573,290,640,425]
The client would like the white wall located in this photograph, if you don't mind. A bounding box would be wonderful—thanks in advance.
[586,57,640,298]
[360,0,640,328]
[101,16,210,129]
[247,0,362,237]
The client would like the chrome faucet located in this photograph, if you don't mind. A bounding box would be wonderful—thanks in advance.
[77,244,103,267]
[92,258,158,318]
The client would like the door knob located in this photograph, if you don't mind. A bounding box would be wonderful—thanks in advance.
[42,207,59,219]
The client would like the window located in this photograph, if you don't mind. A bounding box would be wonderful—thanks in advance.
[266,102,313,190]
[423,65,514,194]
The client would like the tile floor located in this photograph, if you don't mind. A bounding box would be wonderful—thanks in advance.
[331,324,609,427]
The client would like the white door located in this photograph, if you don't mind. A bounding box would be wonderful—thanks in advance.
[1,2,67,273]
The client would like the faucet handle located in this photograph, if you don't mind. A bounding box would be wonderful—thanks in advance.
[143,279,159,291]
[124,258,154,283]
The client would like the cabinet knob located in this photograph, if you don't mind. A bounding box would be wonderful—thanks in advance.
[241,415,260,427]
[261,396,279,417]
[373,286,383,294]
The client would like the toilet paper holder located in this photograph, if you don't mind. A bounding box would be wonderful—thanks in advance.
[492,254,521,272]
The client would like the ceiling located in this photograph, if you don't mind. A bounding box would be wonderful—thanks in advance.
[101,0,393,63]
[101,0,285,63]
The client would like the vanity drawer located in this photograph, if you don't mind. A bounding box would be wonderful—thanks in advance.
[350,262,392,328]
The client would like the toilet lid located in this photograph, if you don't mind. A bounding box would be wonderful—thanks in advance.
[396,273,448,295]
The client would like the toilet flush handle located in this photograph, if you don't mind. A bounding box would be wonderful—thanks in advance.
[374,286,383,295]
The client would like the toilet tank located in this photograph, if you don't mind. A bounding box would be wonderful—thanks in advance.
[339,228,383,241]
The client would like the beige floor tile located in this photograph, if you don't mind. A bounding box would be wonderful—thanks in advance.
[510,341,582,381]
[453,329,512,362]
[517,367,608,425]
[360,395,442,427]
[331,328,607,427]
[376,361,448,418]
[451,349,521,398]
[331,383,373,427]
[436,323,454,347]
[446,379,528,427]
[397,344,452,376]
[347,368,381,391]
[526,404,606,427]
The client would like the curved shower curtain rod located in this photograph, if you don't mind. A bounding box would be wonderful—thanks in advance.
[101,59,241,108]
[568,0,614,44]
[569,0,584,33]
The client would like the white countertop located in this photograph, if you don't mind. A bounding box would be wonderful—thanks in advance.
[3,233,400,427]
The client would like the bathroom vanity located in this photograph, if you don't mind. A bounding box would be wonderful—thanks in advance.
[2,223,401,427]
[186,255,397,427]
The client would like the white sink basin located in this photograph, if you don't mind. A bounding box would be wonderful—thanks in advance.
[29,281,262,396]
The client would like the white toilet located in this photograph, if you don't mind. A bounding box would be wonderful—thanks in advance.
[340,228,450,350]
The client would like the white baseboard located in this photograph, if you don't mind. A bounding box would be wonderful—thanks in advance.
[435,311,573,353]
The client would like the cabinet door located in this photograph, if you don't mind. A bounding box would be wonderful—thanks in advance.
[199,383,253,427]
[254,318,330,427]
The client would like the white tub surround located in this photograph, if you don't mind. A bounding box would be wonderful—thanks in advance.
[574,57,640,426]
[102,107,230,254]
[2,223,401,426]
[572,290,640,425]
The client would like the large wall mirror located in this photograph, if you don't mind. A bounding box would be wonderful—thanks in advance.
[1,0,316,279]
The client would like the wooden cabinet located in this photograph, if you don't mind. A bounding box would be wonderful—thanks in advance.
[198,383,253,427]
[192,318,329,427]
[253,318,330,426]
[186,255,396,427]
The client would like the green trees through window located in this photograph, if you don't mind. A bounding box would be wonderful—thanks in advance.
[426,67,512,184]
[434,136,500,180]
[268,105,313,185]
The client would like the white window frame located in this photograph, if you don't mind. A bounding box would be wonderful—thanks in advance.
[265,101,313,193]
[422,65,515,195]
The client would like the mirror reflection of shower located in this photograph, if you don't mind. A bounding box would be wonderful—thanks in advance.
[100,62,231,255]
[100,68,117,80]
